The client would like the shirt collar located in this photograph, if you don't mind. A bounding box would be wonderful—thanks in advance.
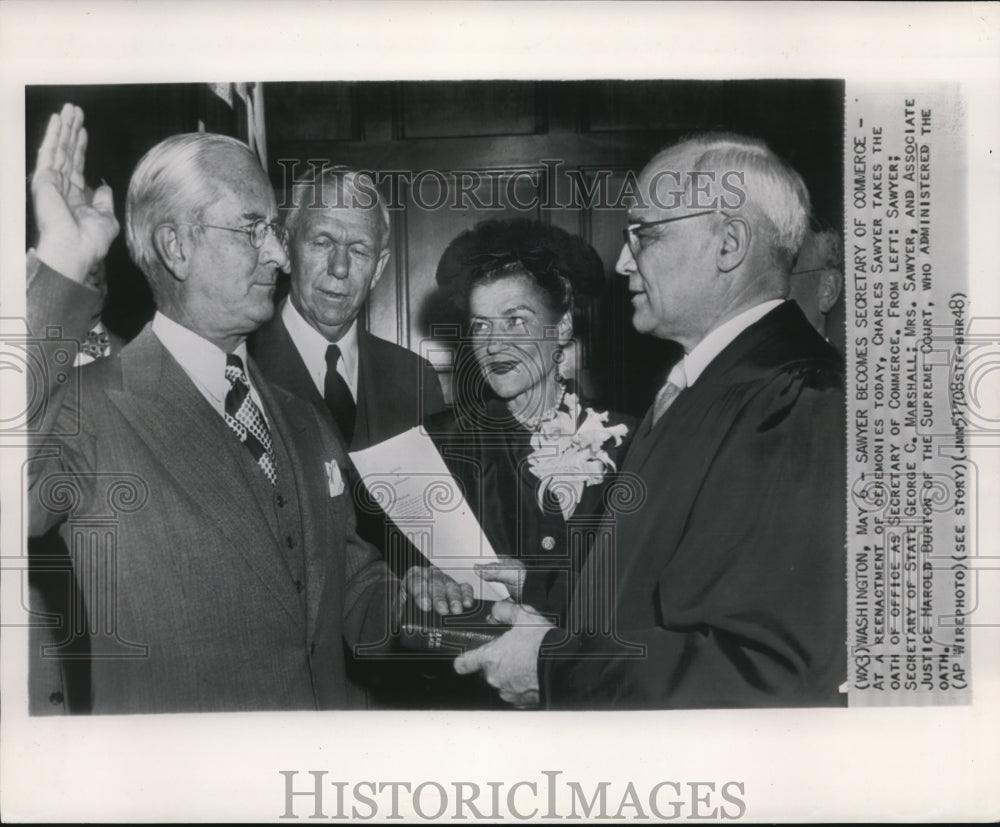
[682,299,783,387]
[151,311,248,405]
[281,297,359,389]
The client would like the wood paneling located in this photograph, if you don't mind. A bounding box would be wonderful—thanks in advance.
[266,82,362,143]
[397,81,543,139]
[583,80,722,134]
[400,168,545,349]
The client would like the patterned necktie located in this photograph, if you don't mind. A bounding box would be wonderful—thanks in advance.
[224,354,277,485]
[324,344,356,446]
[81,327,110,360]
[652,364,688,425]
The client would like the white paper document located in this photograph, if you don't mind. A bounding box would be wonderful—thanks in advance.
[350,427,509,601]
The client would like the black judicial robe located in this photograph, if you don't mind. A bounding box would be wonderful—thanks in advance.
[539,301,847,708]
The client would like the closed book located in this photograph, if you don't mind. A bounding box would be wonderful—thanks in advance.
[399,599,510,654]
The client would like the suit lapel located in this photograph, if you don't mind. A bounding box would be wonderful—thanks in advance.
[109,328,300,623]
[353,333,374,450]
[254,314,328,415]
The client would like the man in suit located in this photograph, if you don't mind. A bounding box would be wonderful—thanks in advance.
[456,133,846,708]
[250,167,445,578]
[249,169,456,705]
[251,167,444,451]
[27,105,470,714]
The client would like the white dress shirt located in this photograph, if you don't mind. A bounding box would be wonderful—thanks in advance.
[676,299,784,388]
[151,312,267,421]
[281,298,359,399]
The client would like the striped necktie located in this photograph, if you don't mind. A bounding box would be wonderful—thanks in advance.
[224,354,277,485]
[652,363,688,425]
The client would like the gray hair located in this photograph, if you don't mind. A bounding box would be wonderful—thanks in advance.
[125,132,259,284]
[282,166,390,251]
[795,225,843,272]
[655,132,810,266]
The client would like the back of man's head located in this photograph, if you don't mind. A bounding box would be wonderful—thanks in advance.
[125,132,258,289]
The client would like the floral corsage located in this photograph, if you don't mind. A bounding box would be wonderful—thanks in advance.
[526,392,629,520]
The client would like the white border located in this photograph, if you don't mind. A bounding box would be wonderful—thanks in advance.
[2,2,998,821]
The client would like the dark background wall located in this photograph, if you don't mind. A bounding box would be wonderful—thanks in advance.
[26,80,844,416]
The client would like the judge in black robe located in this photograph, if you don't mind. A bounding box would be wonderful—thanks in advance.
[455,134,847,709]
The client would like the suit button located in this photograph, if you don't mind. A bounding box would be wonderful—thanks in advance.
[295,580,304,593]
[49,691,64,706]
[541,535,556,551]
[276,494,286,508]
[310,642,317,655]
[286,536,296,549]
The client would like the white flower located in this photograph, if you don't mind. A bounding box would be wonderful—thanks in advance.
[526,393,629,521]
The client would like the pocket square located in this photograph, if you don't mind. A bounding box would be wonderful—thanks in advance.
[325,459,344,497]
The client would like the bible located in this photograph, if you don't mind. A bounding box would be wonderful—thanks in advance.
[399,599,510,654]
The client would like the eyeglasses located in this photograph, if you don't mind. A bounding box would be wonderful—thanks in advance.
[622,209,722,253]
[177,219,288,249]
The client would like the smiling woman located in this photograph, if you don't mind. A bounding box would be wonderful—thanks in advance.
[428,220,635,625]
[468,264,572,426]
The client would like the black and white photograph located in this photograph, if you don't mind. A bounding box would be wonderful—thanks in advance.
[1,2,998,822]
[20,77,846,715]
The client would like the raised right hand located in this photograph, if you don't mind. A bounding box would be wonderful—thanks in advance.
[32,103,119,283]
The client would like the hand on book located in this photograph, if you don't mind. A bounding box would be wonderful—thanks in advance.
[403,564,474,615]
[454,600,554,709]
[474,558,525,602]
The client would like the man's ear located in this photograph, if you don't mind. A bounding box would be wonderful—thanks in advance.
[716,216,751,274]
[817,266,844,313]
[370,247,391,292]
[153,224,190,282]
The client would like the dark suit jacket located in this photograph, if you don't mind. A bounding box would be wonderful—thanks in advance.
[250,311,445,570]
[250,310,453,707]
[425,397,635,624]
[251,311,445,452]
[539,301,847,709]
[28,267,397,714]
